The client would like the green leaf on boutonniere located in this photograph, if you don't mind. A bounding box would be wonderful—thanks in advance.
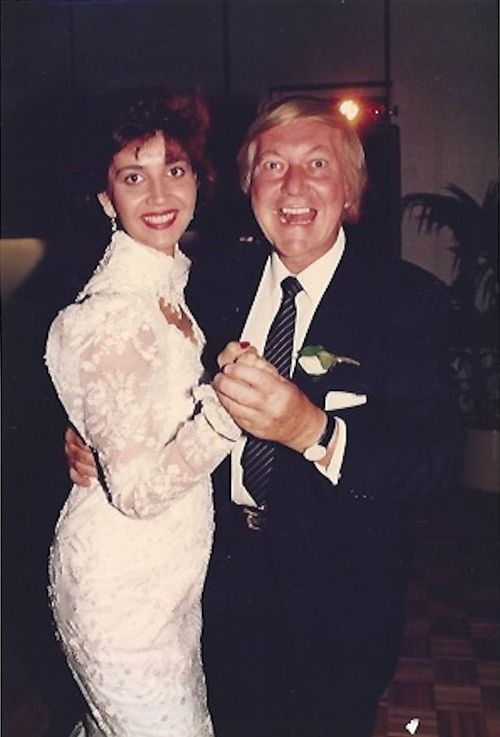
[297,345,360,377]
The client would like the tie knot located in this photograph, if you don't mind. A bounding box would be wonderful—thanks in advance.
[281,276,302,299]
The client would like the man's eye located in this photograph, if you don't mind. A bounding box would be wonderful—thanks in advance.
[123,173,143,184]
[168,165,185,177]
[312,159,327,169]
[263,161,282,171]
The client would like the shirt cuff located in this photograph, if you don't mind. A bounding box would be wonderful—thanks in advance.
[314,417,346,485]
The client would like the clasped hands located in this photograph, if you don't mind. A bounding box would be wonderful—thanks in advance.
[213,341,326,453]
[64,341,328,486]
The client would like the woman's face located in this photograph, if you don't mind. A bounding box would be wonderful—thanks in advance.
[98,131,197,255]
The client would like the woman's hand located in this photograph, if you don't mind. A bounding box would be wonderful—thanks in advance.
[217,341,277,376]
[217,341,256,368]
[65,427,97,486]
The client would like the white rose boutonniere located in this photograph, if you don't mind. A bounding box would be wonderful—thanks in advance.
[297,345,360,378]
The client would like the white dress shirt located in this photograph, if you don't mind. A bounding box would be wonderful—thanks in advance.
[231,228,348,507]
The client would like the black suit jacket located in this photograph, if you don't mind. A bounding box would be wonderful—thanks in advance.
[187,236,463,649]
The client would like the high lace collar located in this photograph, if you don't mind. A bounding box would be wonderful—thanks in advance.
[77,230,190,304]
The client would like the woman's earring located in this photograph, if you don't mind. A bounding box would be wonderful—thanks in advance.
[111,217,117,234]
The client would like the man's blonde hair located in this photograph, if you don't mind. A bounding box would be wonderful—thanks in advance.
[237,95,367,222]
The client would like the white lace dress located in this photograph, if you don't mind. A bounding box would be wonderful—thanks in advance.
[45,231,239,737]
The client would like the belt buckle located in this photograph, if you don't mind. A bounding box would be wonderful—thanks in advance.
[243,505,266,532]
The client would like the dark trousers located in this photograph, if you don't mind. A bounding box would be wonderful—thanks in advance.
[202,507,398,737]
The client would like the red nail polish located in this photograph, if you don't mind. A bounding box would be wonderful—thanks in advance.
[239,341,250,349]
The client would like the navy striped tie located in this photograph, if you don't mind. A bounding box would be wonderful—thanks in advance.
[241,276,303,507]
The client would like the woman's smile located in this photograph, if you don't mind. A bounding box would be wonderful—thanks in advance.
[98,132,197,255]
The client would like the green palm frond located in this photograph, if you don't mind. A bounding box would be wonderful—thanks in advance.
[402,181,499,314]
[402,181,499,427]
[403,185,480,248]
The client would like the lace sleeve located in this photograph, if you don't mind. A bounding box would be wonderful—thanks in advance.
[79,322,239,519]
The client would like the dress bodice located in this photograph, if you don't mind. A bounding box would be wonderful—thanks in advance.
[76,229,191,305]
[45,230,239,519]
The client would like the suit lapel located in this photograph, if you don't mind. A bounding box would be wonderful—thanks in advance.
[293,246,374,402]
[188,243,269,374]
[213,246,268,344]
[189,237,378,394]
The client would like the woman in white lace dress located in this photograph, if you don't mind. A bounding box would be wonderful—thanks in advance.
[45,89,240,736]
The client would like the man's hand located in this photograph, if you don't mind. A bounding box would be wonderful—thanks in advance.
[65,427,97,486]
[212,361,326,453]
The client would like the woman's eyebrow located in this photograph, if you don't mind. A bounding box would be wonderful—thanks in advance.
[164,154,189,165]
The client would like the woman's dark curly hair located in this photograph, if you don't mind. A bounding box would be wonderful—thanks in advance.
[80,86,215,208]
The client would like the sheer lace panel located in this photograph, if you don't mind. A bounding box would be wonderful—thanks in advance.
[78,319,236,518]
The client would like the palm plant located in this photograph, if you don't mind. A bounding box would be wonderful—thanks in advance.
[402,181,499,428]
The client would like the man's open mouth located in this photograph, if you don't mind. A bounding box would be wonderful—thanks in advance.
[278,207,317,225]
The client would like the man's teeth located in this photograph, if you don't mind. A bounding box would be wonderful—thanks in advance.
[280,207,312,215]
[278,206,317,224]
[143,213,176,225]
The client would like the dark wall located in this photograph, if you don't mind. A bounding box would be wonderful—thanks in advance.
[2,0,392,243]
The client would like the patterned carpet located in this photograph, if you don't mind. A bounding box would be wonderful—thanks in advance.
[3,486,499,737]
[373,487,500,737]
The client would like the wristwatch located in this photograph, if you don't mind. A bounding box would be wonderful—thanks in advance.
[303,413,337,462]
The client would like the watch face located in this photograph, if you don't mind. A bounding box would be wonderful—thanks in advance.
[303,444,327,462]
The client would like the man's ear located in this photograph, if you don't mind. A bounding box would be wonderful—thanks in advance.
[97,192,116,218]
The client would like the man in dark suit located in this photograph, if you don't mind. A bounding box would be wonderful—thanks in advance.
[66,96,462,736]
[186,96,463,737]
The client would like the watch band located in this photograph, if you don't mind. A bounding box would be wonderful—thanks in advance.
[316,412,336,447]
[303,413,337,462]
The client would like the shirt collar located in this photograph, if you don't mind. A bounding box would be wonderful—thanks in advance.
[269,227,346,304]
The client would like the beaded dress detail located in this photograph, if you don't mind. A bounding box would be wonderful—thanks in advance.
[45,231,239,736]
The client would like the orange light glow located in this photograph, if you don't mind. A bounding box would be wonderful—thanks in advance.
[338,99,361,123]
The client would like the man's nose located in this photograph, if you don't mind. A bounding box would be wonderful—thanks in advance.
[282,165,306,196]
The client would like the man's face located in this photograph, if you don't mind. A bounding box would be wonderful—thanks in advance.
[250,118,348,273]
